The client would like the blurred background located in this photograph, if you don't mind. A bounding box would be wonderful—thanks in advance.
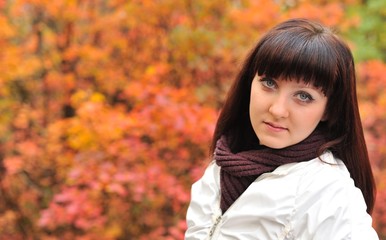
[0,0,385,239]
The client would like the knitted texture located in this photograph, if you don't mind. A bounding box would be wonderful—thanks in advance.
[215,129,327,213]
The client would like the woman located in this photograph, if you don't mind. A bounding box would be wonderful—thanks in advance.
[185,19,378,239]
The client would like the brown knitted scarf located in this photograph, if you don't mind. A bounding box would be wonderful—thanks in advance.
[215,129,327,213]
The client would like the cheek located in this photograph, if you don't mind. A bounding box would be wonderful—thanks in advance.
[299,107,326,126]
[249,94,265,126]
[250,96,267,117]
[250,89,269,111]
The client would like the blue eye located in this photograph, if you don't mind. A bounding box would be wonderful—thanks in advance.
[260,77,276,89]
[297,92,314,102]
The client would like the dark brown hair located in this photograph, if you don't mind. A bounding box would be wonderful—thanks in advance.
[211,18,376,214]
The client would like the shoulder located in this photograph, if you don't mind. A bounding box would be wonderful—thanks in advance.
[185,161,220,239]
[193,160,220,188]
[290,152,378,239]
[189,160,220,205]
[294,152,365,214]
[295,151,352,192]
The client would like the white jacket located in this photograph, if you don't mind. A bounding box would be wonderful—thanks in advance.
[185,151,378,240]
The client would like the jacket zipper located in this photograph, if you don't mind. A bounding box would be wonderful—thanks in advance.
[207,182,223,240]
[207,171,263,239]
[208,214,222,239]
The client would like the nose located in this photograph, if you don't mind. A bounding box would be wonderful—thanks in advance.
[269,96,289,119]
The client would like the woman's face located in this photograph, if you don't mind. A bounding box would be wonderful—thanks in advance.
[249,75,328,149]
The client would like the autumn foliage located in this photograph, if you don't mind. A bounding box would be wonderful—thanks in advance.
[0,0,385,239]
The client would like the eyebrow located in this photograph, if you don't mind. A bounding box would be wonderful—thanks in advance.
[290,82,327,98]
[258,74,325,93]
[293,81,322,91]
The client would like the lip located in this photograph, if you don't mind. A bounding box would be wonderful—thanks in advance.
[263,121,288,132]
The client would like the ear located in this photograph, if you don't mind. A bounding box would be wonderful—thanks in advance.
[321,111,328,122]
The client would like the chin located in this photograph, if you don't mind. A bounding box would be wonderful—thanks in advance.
[260,141,288,149]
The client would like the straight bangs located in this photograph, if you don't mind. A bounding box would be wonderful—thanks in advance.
[253,31,338,96]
